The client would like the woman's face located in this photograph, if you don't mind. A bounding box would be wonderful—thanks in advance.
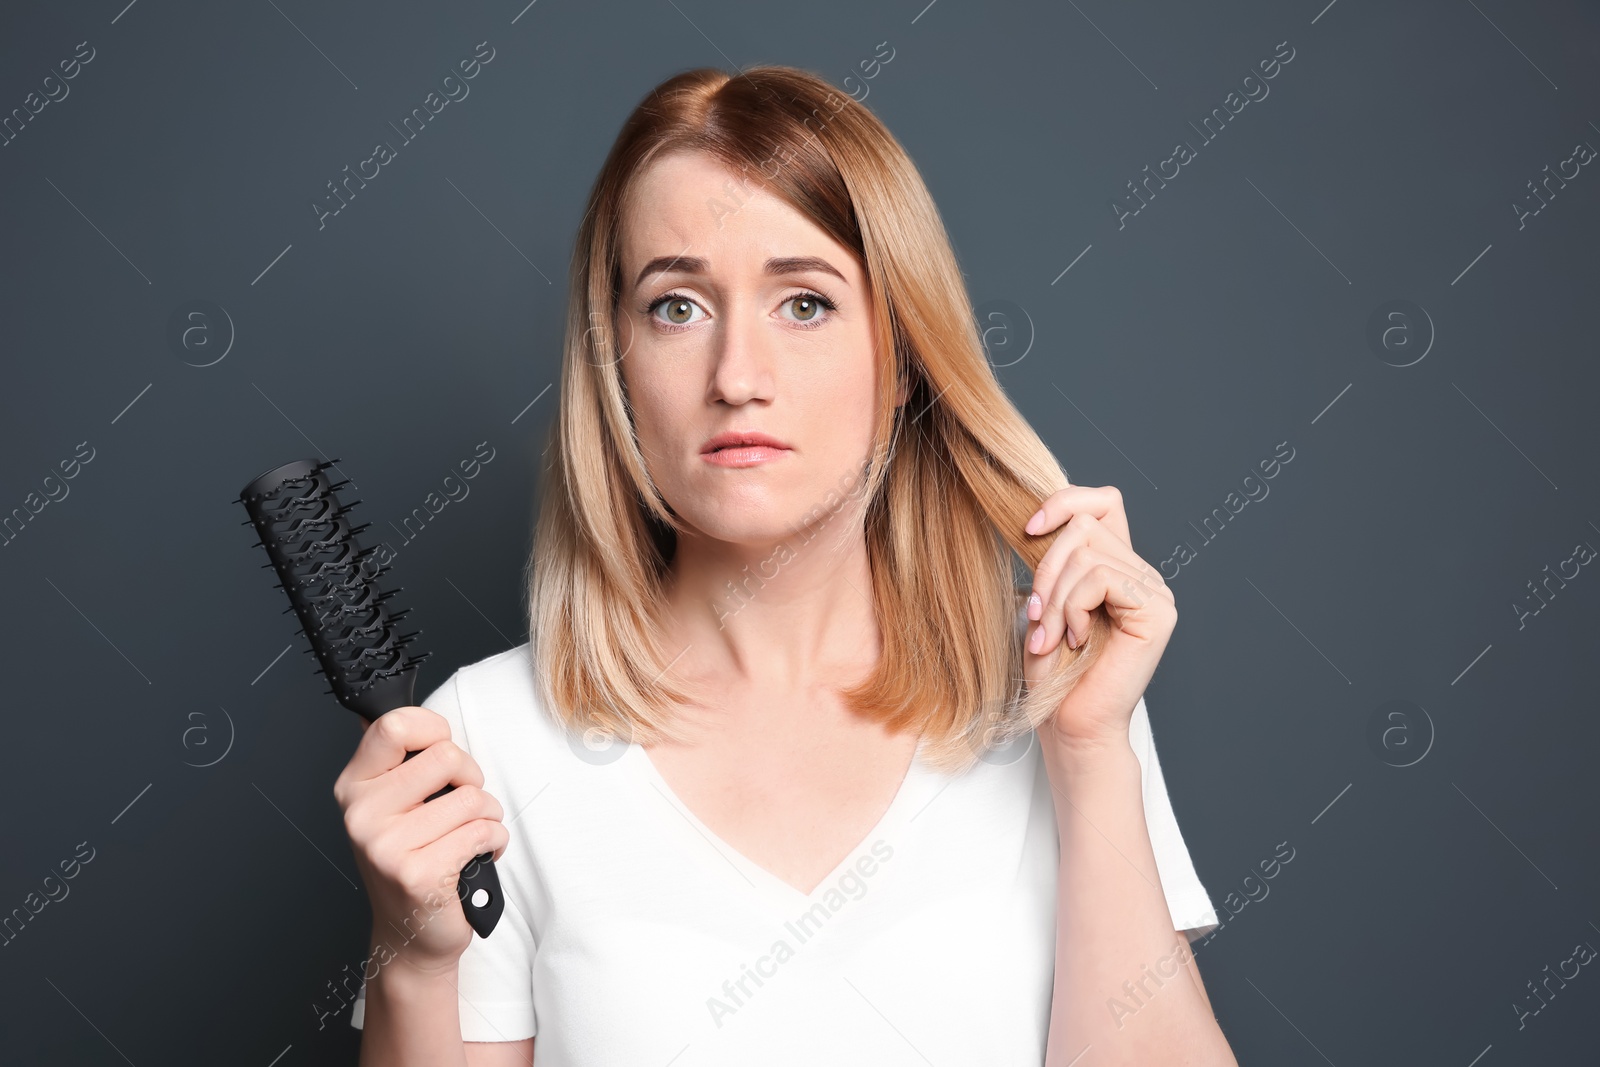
[615,149,891,547]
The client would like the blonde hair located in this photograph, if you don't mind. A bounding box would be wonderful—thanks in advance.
[528,64,1111,774]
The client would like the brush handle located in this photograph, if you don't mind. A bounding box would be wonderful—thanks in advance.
[405,750,505,939]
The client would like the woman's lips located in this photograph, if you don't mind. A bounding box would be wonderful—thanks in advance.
[701,444,790,468]
[699,430,791,467]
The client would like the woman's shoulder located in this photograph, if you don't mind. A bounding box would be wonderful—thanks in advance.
[451,641,541,702]
[421,642,569,762]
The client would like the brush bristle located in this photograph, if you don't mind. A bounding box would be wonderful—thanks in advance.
[239,459,418,719]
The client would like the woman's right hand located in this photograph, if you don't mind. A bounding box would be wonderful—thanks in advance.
[333,705,509,971]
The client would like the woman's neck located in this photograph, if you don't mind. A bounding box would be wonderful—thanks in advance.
[659,518,881,692]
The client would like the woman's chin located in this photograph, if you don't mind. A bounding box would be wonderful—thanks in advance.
[675,507,808,548]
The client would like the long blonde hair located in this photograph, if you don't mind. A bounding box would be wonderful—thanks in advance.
[528,64,1110,774]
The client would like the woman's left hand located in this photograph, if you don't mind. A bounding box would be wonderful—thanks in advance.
[1021,483,1176,761]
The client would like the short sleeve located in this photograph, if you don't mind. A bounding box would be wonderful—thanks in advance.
[349,672,539,1041]
[1127,695,1220,941]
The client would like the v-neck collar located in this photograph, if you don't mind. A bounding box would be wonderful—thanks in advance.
[628,736,934,915]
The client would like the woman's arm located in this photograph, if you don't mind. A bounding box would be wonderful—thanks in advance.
[1016,483,1236,1065]
[1043,740,1235,1066]
[357,948,472,1067]
[465,1039,536,1066]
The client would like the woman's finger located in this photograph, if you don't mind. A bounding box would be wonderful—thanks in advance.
[1029,512,1159,630]
[368,736,487,815]
[1024,483,1132,548]
[1033,544,1113,656]
[1032,537,1171,656]
[1033,555,1174,658]
[1027,516,1086,622]
[383,781,506,855]
[339,706,452,786]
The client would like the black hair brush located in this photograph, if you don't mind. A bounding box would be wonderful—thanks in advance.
[239,457,504,938]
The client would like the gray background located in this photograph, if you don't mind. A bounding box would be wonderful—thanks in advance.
[2,0,1597,1063]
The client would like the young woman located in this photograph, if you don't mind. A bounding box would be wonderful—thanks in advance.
[338,64,1238,1066]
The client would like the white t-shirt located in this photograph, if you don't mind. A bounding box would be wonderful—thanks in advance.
[351,640,1219,1063]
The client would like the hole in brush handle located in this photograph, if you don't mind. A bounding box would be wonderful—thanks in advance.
[457,851,504,938]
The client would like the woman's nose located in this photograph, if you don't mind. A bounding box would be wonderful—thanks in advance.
[707,300,775,405]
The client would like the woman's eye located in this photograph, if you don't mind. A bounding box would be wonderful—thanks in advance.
[781,293,835,325]
[649,295,705,327]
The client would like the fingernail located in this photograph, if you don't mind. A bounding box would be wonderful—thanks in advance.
[1025,509,1045,534]
[1027,591,1041,620]
[1066,625,1078,650]
[1029,624,1044,653]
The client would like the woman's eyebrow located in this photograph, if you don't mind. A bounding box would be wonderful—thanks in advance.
[632,254,848,290]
